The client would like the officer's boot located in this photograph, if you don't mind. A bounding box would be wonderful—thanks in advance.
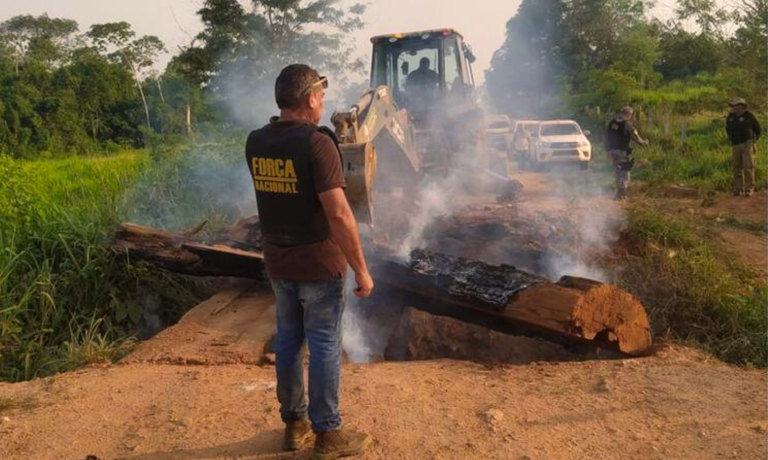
[283,419,313,451]
[311,428,372,460]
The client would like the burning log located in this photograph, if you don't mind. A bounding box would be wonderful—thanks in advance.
[371,249,652,355]
[113,221,652,355]
[113,223,264,278]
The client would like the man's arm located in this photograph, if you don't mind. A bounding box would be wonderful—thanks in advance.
[630,125,649,146]
[319,188,374,298]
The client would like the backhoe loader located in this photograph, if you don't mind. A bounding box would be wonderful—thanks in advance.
[334,28,495,224]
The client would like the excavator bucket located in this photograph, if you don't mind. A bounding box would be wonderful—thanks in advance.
[342,141,377,225]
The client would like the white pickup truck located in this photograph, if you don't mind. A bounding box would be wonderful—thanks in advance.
[531,120,592,170]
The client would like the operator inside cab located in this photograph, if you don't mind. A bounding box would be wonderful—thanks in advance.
[405,57,439,112]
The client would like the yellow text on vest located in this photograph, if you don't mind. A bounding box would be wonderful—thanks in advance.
[251,157,299,194]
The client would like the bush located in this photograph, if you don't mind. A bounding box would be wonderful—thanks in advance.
[619,206,767,366]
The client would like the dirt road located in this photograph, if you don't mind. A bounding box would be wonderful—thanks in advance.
[0,347,765,460]
[1,168,766,460]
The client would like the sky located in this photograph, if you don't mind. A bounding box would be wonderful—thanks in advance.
[0,0,680,84]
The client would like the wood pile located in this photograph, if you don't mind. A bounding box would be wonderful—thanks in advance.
[113,220,652,356]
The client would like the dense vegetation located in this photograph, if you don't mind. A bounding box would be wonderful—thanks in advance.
[486,0,766,119]
[0,1,366,158]
[0,1,765,380]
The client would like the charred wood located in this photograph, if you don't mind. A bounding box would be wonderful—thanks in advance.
[113,223,264,278]
[370,248,652,355]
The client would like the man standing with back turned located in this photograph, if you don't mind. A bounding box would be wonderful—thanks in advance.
[245,64,374,459]
[726,97,761,197]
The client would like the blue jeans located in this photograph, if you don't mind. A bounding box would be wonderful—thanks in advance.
[270,277,345,432]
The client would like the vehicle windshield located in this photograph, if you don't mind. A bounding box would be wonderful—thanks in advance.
[540,123,581,136]
[372,34,464,111]
[488,121,509,129]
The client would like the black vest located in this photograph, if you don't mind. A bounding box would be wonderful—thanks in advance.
[606,118,631,151]
[245,122,334,247]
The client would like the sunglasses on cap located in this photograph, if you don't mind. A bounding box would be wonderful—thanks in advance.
[301,76,328,96]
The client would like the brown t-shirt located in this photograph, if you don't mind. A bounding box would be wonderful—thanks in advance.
[245,118,347,281]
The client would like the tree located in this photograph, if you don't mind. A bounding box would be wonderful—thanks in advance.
[656,27,722,79]
[67,47,140,142]
[485,0,566,117]
[559,0,653,87]
[0,15,144,156]
[174,0,366,126]
[673,0,767,113]
[728,0,767,113]
[88,22,166,129]
[0,14,78,73]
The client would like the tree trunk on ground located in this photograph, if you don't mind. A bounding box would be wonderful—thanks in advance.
[113,223,653,356]
[384,307,584,363]
[370,248,652,356]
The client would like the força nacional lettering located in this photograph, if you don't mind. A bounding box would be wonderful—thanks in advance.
[251,157,299,194]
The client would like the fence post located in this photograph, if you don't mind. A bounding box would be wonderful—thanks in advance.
[681,120,687,147]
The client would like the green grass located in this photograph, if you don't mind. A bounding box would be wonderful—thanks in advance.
[0,147,227,382]
[618,205,767,366]
[631,112,767,192]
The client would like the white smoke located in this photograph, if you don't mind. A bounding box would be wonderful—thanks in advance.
[341,272,390,363]
[519,165,624,282]
[396,170,464,259]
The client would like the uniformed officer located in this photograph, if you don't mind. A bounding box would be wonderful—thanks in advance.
[245,64,373,459]
[604,106,649,200]
[726,97,762,197]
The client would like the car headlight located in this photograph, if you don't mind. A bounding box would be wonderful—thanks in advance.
[578,139,590,147]
[538,141,553,148]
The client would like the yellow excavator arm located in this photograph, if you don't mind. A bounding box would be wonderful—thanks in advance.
[333,85,419,225]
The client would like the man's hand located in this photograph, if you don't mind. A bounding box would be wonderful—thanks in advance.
[354,270,374,298]
[319,188,373,298]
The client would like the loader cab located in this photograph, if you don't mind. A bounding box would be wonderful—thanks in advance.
[370,29,477,121]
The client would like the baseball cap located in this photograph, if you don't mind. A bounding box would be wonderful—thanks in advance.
[729,97,747,107]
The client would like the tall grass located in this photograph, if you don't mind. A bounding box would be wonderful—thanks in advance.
[0,150,219,382]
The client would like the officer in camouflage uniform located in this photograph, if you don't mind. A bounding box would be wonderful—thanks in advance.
[604,106,649,200]
[726,97,762,197]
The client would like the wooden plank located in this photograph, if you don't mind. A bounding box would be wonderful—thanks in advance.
[113,223,264,278]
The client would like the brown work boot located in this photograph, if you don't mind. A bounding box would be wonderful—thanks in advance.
[311,428,372,460]
[283,419,313,451]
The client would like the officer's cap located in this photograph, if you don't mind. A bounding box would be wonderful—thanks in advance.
[729,97,747,107]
